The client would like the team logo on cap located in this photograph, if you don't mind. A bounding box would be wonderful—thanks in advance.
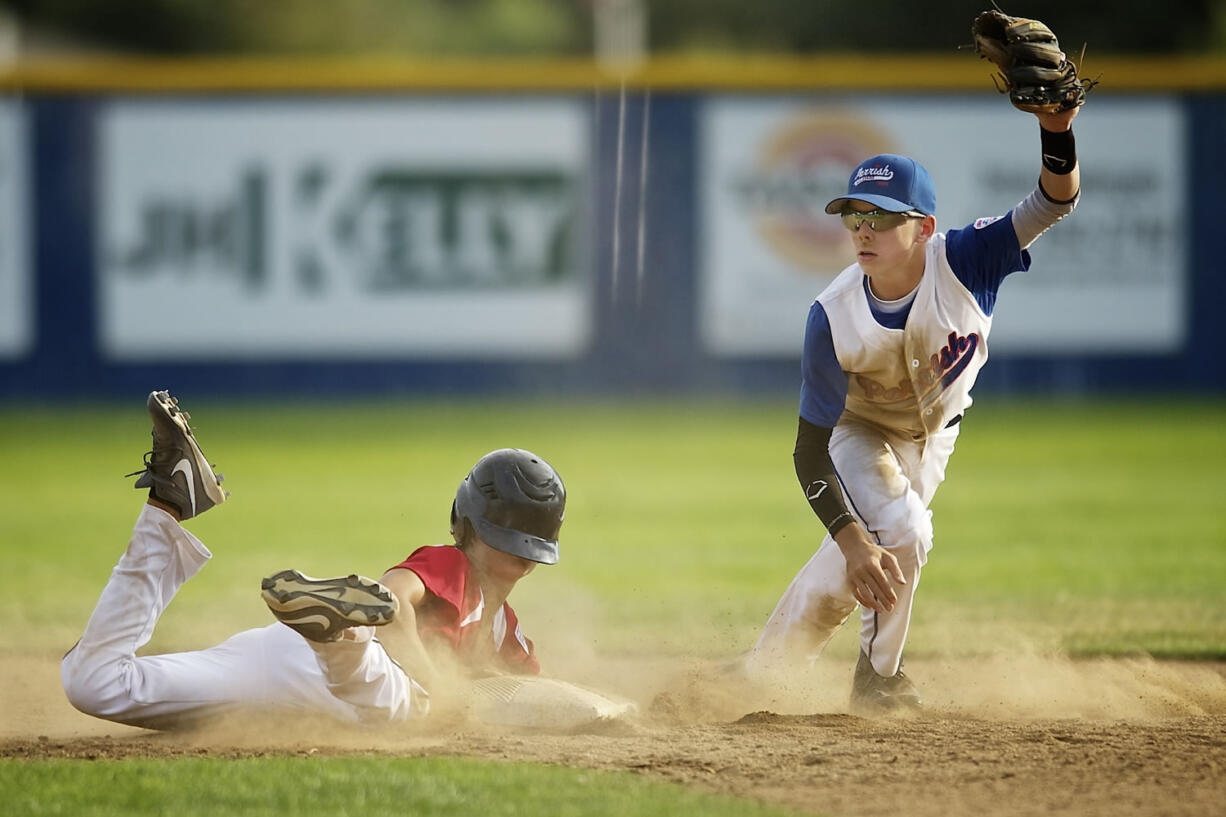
[853,165,895,186]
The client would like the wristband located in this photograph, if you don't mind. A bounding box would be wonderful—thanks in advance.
[1040,126,1077,175]
[826,511,856,536]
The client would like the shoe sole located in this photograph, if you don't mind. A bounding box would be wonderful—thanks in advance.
[261,570,399,642]
[850,697,923,716]
[850,686,923,715]
[148,390,228,509]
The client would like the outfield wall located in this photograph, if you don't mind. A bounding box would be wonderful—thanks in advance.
[1,56,1224,398]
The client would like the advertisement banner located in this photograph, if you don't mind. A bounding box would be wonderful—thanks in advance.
[700,98,1185,356]
[0,100,29,360]
[98,99,590,359]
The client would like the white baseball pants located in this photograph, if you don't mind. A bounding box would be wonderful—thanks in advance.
[61,504,426,729]
[751,418,959,678]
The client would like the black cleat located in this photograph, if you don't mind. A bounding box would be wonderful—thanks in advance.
[261,570,399,643]
[127,390,227,520]
[851,649,922,714]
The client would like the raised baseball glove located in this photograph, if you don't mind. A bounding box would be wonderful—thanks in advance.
[971,9,1095,114]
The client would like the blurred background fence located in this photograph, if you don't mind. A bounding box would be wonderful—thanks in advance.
[0,1,1224,400]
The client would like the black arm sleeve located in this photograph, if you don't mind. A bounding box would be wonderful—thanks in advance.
[794,416,856,536]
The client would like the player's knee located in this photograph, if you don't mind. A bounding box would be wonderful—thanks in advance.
[61,654,103,716]
[877,507,934,568]
[61,649,127,718]
[809,594,858,630]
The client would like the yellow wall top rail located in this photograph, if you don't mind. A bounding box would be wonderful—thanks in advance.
[1,54,1224,94]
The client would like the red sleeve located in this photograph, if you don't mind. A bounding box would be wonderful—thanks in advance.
[390,545,468,611]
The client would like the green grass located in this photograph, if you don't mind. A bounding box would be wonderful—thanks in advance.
[2,395,1224,816]
[918,397,1226,659]
[0,755,802,817]
[2,396,1224,660]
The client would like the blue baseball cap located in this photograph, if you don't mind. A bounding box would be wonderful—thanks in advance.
[824,154,937,215]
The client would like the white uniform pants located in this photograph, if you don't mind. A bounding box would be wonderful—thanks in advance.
[751,418,959,678]
[61,505,426,729]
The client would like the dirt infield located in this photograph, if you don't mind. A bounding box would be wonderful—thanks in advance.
[5,654,1226,817]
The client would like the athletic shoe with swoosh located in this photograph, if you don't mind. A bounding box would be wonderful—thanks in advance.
[127,390,228,520]
[261,570,400,642]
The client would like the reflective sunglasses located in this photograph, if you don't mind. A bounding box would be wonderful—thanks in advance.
[839,209,924,232]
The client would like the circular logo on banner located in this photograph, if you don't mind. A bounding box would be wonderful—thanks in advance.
[732,110,896,274]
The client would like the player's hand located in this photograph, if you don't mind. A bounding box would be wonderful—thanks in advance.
[834,524,906,613]
[1037,106,1079,133]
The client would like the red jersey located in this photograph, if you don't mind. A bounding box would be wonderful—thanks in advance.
[390,545,539,675]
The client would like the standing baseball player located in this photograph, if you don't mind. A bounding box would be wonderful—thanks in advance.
[62,390,565,729]
[747,13,1088,712]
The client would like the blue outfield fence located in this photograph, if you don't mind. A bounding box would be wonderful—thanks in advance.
[1,57,1224,399]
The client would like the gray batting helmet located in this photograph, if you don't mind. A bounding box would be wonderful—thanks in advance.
[451,448,566,565]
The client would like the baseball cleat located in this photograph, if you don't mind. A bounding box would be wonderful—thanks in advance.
[127,390,227,520]
[850,649,922,715]
[261,570,400,643]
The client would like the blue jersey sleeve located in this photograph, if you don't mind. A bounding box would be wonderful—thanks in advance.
[945,213,1032,315]
[798,301,848,428]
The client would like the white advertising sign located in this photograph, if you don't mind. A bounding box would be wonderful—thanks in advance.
[700,98,1186,356]
[98,100,591,359]
[0,100,30,360]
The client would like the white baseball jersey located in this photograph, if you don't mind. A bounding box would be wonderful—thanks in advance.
[799,214,1027,438]
[817,234,993,440]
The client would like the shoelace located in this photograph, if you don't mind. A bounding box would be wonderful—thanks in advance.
[123,451,157,479]
[122,402,196,479]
